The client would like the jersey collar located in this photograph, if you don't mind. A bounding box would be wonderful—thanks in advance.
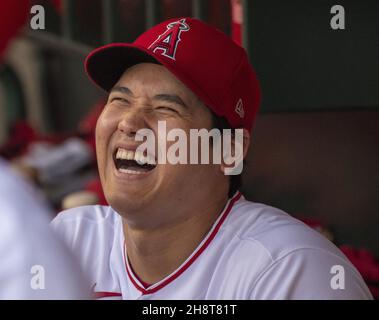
[123,191,242,295]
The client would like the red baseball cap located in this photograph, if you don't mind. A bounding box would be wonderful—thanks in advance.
[85,17,261,132]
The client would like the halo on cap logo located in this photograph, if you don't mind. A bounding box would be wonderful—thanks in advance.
[148,18,190,60]
[235,98,245,118]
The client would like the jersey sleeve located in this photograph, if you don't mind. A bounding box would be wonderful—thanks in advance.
[250,248,373,300]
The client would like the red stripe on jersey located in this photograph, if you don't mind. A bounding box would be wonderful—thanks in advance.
[94,291,122,299]
[123,191,242,295]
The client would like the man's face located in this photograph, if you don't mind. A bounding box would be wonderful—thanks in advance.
[96,63,223,221]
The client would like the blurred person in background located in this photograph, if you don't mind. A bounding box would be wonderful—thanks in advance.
[0,158,90,299]
[0,0,90,299]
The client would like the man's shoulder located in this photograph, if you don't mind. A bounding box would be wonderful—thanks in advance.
[225,197,346,262]
[215,197,372,299]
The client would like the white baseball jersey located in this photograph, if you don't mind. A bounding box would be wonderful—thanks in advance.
[51,191,372,300]
[0,159,89,299]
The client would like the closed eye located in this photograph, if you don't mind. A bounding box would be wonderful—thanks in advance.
[156,106,179,113]
[110,97,129,104]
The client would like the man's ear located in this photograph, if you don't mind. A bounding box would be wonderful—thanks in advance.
[220,128,250,175]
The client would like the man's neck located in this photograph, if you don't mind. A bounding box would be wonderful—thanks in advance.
[122,193,229,286]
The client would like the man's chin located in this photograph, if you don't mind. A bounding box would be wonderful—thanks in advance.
[106,192,148,215]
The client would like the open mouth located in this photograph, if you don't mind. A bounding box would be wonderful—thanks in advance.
[113,147,157,175]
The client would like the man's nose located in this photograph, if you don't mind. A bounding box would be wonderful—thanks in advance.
[117,109,148,138]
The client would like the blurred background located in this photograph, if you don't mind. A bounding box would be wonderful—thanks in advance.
[0,0,378,297]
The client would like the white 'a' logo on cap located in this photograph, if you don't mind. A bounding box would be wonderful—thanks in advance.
[235,98,245,118]
[148,18,190,60]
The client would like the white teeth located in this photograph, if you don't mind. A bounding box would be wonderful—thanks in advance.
[116,148,129,160]
[126,150,134,160]
[115,148,135,161]
[119,168,144,175]
[115,147,156,165]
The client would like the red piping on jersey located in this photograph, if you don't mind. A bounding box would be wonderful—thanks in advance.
[123,191,242,295]
[94,291,122,299]
[128,262,152,288]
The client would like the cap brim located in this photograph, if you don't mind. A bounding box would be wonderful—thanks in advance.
[85,43,215,119]
[85,44,160,92]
